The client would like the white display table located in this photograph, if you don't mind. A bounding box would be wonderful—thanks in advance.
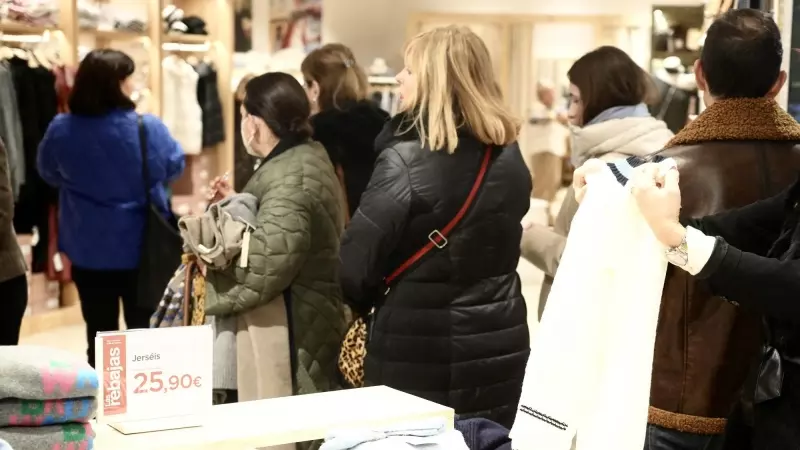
[94,386,454,450]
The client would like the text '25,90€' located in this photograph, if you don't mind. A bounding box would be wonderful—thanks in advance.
[132,371,203,394]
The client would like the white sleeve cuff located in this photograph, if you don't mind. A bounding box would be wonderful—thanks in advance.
[683,226,717,276]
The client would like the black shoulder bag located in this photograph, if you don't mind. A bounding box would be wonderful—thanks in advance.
[135,116,183,310]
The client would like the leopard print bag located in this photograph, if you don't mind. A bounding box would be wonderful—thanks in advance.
[338,315,369,388]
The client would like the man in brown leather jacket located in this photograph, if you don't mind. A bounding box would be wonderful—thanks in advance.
[644,9,800,449]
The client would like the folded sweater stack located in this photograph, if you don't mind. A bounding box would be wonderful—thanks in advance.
[0,347,98,450]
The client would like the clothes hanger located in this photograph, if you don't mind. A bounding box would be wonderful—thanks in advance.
[26,50,39,68]
[13,47,28,61]
[32,48,52,70]
[47,48,63,68]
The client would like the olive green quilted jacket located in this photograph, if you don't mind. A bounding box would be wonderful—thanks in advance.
[205,140,348,395]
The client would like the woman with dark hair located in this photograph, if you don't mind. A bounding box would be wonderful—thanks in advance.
[301,43,388,218]
[205,72,348,402]
[520,45,673,319]
[37,49,185,367]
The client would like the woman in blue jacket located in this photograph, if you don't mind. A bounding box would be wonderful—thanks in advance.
[37,49,184,367]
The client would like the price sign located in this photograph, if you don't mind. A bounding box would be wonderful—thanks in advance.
[95,325,213,433]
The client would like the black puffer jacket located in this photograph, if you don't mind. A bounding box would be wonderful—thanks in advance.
[339,114,531,428]
[311,101,389,217]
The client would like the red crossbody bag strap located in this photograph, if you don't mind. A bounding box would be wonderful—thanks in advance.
[384,146,492,286]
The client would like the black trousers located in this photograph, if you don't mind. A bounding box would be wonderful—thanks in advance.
[72,267,153,367]
[645,423,724,450]
[0,274,28,345]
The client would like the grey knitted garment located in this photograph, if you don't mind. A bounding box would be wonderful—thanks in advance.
[0,423,94,449]
[0,397,97,427]
[207,315,238,391]
[179,193,258,269]
[0,347,98,401]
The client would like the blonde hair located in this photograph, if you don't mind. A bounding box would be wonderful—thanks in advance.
[301,43,369,111]
[402,26,520,153]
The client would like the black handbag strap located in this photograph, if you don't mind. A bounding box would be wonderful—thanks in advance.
[137,115,152,206]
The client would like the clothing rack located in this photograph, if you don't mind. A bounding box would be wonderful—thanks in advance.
[162,33,211,52]
[162,41,210,52]
[0,31,47,43]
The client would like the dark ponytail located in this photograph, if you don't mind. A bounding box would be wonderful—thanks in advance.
[243,72,313,141]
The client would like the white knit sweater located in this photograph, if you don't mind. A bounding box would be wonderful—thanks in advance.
[510,162,672,450]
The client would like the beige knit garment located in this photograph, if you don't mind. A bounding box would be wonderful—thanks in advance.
[236,297,295,450]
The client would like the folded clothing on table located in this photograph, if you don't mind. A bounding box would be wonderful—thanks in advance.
[0,346,98,401]
[0,397,97,427]
[320,419,468,450]
[455,418,512,450]
[0,423,94,450]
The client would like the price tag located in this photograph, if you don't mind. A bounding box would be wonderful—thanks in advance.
[94,326,213,434]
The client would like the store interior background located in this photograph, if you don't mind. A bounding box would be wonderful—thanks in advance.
[16,0,795,354]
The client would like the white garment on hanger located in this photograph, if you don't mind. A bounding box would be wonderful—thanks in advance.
[510,161,672,450]
[162,55,203,155]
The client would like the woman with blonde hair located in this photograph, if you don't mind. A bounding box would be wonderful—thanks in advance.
[339,26,531,428]
[301,43,388,218]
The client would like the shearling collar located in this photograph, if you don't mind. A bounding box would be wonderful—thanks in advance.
[665,98,800,148]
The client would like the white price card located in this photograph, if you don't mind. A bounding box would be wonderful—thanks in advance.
[94,326,213,434]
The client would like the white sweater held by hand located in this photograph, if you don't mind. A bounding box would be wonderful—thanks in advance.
[510,161,672,450]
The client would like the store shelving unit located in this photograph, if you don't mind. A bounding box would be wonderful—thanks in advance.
[3,0,234,336]
[166,0,234,179]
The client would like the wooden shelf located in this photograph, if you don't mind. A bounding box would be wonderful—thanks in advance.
[162,33,210,45]
[0,21,56,36]
[82,28,147,42]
